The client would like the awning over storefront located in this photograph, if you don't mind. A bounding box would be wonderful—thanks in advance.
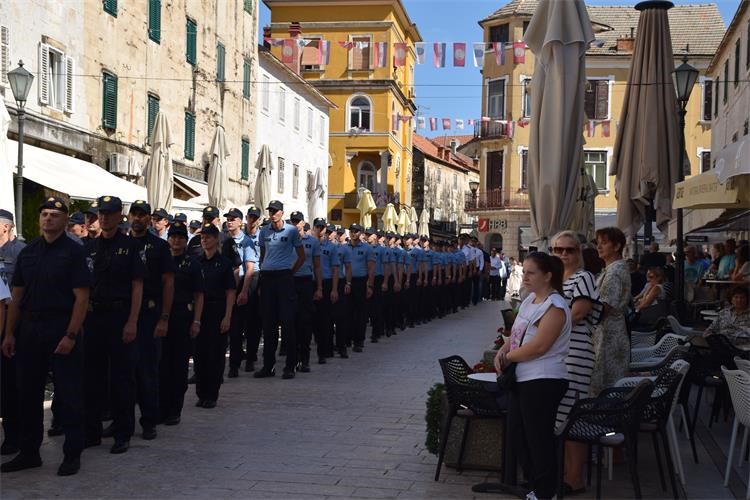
[7,139,202,212]
[174,172,207,202]
[714,136,749,184]
[668,208,750,242]
[673,170,750,210]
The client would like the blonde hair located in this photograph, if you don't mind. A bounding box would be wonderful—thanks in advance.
[551,230,585,269]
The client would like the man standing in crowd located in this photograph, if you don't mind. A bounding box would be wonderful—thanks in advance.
[367,228,387,343]
[291,212,321,373]
[333,226,352,357]
[187,206,226,258]
[151,209,170,240]
[314,220,336,363]
[242,206,262,372]
[0,209,25,456]
[254,201,304,380]
[128,201,175,441]
[225,208,255,379]
[1,198,89,476]
[188,220,201,241]
[82,203,101,244]
[343,224,374,353]
[84,196,146,455]
[67,212,87,241]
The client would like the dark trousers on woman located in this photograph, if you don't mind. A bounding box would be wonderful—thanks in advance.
[136,305,162,430]
[509,378,568,499]
[194,301,228,402]
[489,275,501,300]
[159,303,192,420]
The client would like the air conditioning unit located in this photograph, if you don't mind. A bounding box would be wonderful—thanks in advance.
[108,152,130,176]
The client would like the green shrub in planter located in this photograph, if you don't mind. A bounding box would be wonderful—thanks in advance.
[425,383,445,455]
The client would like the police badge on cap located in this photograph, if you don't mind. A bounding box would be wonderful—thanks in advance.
[39,196,69,213]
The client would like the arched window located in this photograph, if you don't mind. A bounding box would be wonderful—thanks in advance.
[348,95,372,131]
[358,160,377,192]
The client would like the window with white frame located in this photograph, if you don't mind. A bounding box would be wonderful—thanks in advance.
[278,87,286,123]
[319,115,325,145]
[521,77,532,118]
[584,79,610,120]
[487,79,505,118]
[350,35,371,71]
[278,157,285,193]
[699,150,711,173]
[519,148,528,191]
[358,161,376,192]
[293,97,300,131]
[349,95,371,131]
[39,43,74,112]
[701,78,713,122]
[293,164,300,198]
[307,107,313,139]
[262,74,270,112]
[584,150,609,192]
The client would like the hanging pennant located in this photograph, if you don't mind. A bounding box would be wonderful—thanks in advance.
[513,41,526,64]
[481,116,491,122]
[517,118,529,128]
[429,117,438,131]
[400,115,412,123]
[472,43,486,68]
[468,118,476,126]
[601,120,611,138]
[394,43,407,67]
[493,42,505,65]
[506,119,515,138]
[586,120,596,137]
[355,41,369,51]
[374,42,388,68]
[282,39,296,63]
[442,118,451,130]
[417,116,426,129]
[338,41,354,50]
[456,119,465,130]
[433,42,446,68]
[415,42,426,64]
[392,112,400,132]
[453,42,466,67]
[318,40,331,65]
[296,39,308,52]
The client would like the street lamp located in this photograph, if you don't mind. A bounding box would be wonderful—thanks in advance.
[469,180,479,210]
[672,56,699,319]
[7,60,34,239]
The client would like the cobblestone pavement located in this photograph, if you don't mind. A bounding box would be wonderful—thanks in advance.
[1,302,504,499]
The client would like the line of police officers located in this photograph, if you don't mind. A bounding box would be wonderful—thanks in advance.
[0,196,485,477]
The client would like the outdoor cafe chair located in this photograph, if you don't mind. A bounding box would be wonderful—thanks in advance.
[556,380,654,500]
[630,334,687,368]
[434,355,505,481]
[667,315,702,337]
[721,365,750,499]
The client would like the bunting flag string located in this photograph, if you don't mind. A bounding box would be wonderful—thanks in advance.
[513,41,526,64]
[429,117,438,131]
[318,40,331,66]
[453,42,466,67]
[394,43,407,67]
[338,41,354,50]
[415,42,426,65]
[472,43,485,68]
[374,41,388,68]
[442,118,451,130]
[601,120,611,138]
[493,42,505,65]
[433,42,446,68]
[417,116,426,130]
[455,119,464,130]
[282,39,296,63]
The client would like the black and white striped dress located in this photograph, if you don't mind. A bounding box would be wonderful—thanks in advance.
[556,270,602,429]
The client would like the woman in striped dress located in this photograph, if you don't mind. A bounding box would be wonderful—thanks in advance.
[552,231,602,495]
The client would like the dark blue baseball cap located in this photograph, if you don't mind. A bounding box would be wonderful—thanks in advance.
[68,212,85,225]
[96,196,123,213]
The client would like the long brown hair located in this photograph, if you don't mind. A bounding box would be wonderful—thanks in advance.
[525,251,564,294]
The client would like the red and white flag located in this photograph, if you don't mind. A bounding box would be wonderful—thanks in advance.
[456,119,464,130]
[400,115,412,123]
[468,119,476,126]
[433,43,446,68]
[338,41,354,50]
[513,41,526,64]
[318,40,331,65]
[453,42,466,67]
[392,113,400,132]
[481,116,491,122]
[374,42,388,68]
[442,118,451,130]
[429,117,438,131]
[586,120,596,137]
[601,120,611,138]
[394,43,407,67]
[517,118,529,128]
[282,39,296,63]
[493,42,505,65]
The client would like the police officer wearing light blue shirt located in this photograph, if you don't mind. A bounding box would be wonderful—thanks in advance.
[254,201,305,380]
[367,228,387,342]
[342,224,374,352]
[242,206,262,372]
[408,235,424,325]
[290,212,321,372]
[333,226,351,357]
[314,221,337,362]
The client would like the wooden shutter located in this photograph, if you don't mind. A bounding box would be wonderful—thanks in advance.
[102,72,117,129]
[301,39,320,66]
[243,59,251,98]
[1,26,9,85]
[241,139,250,180]
[216,43,225,82]
[352,37,370,70]
[702,80,712,122]
[184,112,195,160]
[186,19,197,65]
[39,43,50,105]
[486,151,503,191]
[103,0,117,16]
[64,56,74,113]
[147,95,159,143]
[595,81,608,119]
[244,0,252,14]
[149,0,161,43]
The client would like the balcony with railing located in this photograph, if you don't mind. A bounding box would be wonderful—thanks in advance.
[473,120,509,140]
[465,188,530,212]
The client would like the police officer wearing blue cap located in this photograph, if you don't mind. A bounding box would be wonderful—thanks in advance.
[151,208,170,240]
[81,202,101,244]
[1,197,90,476]
[312,219,335,362]
[291,212,321,373]
[332,228,352,357]
[187,206,227,258]
[160,222,204,425]
[255,201,305,379]
[403,234,417,328]
[128,200,175,440]
[67,212,87,244]
[83,196,147,455]
[385,233,404,336]
[342,224,375,352]
[241,206,262,372]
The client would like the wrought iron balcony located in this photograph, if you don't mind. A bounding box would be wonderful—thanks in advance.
[474,120,509,139]
[465,188,530,211]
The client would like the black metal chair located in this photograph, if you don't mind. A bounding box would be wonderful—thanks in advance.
[434,355,505,481]
[556,380,654,500]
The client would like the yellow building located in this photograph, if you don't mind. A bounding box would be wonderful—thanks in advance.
[263,0,421,227]
[463,0,724,257]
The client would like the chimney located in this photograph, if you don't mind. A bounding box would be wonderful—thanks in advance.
[616,27,635,53]
[263,26,271,49]
[472,156,479,168]
[450,139,459,156]
[286,22,303,74]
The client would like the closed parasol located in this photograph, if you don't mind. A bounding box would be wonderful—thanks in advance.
[145,111,175,211]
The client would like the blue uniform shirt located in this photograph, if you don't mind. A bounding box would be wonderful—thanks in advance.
[372,244,388,276]
[296,234,321,278]
[337,243,352,278]
[348,242,374,278]
[408,246,422,275]
[245,230,261,273]
[421,248,433,272]
[259,223,302,271]
[319,240,338,280]
[231,231,256,278]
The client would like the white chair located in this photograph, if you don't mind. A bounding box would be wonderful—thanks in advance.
[631,329,658,349]
[722,365,750,499]
[735,357,750,374]
[630,333,685,367]
[667,315,702,337]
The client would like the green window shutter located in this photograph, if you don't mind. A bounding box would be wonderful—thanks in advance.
[216,43,225,82]
[241,139,250,180]
[244,0,253,14]
[147,95,159,143]
[186,19,197,65]
[185,112,195,161]
[148,0,161,43]
[243,59,251,98]
[103,0,117,17]
[102,73,118,130]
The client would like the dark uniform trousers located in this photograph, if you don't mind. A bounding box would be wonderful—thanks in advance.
[471,273,481,305]
[384,276,396,334]
[84,305,137,443]
[314,279,334,359]
[347,277,368,347]
[294,276,315,366]
[332,280,349,351]
[260,270,297,371]
[159,302,192,419]
[1,346,19,450]
[16,314,83,458]
[421,272,434,321]
[370,275,385,339]
[229,281,248,370]
[244,274,262,364]
[194,300,228,401]
[136,303,162,429]
[463,275,472,308]
[407,274,419,325]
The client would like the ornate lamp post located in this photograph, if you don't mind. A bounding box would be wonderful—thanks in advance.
[7,60,34,239]
[672,56,699,318]
[469,180,479,210]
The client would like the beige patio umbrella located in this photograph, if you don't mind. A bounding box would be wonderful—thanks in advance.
[357,189,376,227]
[525,0,594,248]
[145,111,174,211]
[397,206,410,234]
[382,203,398,232]
[308,167,327,221]
[612,1,681,237]
[418,209,430,238]
[207,125,230,211]
[254,145,273,211]
[408,206,418,234]
[569,168,599,243]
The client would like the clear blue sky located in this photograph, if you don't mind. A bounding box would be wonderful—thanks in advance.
[259,0,739,137]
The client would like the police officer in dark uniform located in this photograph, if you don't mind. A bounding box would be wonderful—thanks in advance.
[81,202,101,244]
[160,222,204,425]
[1,198,90,476]
[187,206,227,258]
[242,206,262,372]
[83,196,147,455]
[343,224,375,352]
[128,200,175,440]
[194,224,235,408]
[291,213,321,373]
